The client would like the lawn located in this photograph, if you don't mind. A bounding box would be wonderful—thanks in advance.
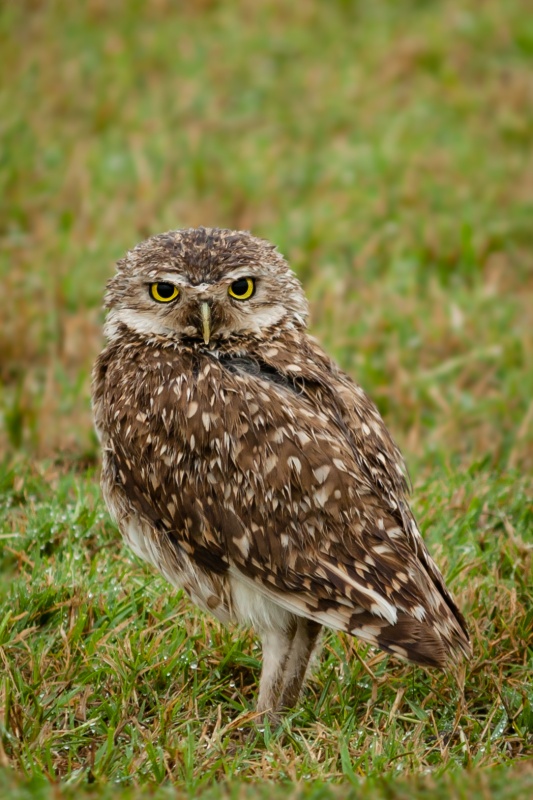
[0,0,532,797]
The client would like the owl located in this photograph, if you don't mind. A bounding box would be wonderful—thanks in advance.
[92,227,471,721]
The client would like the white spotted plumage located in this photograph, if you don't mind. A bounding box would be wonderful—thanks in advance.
[92,227,471,721]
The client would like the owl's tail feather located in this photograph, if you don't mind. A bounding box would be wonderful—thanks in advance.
[311,555,471,668]
[345,611,466,669]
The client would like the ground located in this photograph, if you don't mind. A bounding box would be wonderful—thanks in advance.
[0,0,532,797]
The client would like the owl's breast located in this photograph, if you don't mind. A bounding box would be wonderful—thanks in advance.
[99,346,267,480]
[98,340,365,562]
[114,349,278,453]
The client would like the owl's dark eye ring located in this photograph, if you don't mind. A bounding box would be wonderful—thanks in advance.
[150,282,180,303]
[228,277,255,300]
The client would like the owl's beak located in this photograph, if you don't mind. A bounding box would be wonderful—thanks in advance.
[200,302,211,345]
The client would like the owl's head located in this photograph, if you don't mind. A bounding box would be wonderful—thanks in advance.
[104,228,309,347]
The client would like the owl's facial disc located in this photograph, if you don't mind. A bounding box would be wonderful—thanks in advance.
[104,228,309,345]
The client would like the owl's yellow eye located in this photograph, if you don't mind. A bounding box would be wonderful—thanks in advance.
[228,277,255,300]
[150,282,180,303]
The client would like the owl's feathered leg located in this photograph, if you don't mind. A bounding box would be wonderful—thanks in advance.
[256,617,322,722]
[278,618,322,711]
[256,619,298,722]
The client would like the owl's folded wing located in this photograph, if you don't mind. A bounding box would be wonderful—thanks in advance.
[103,343,470,666]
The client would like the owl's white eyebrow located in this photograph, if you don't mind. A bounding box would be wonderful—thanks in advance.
[220,268,257,282]
[189,269,257,285]
[147,269,256,286]
[145,273,191,287]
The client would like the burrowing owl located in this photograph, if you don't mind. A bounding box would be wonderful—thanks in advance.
[92,227,470,720]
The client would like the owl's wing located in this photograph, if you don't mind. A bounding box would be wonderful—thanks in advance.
[213,341,471,667]
[101,340,470,668]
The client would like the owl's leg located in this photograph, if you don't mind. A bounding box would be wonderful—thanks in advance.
[256,619,298,722]
[278,618,322,711]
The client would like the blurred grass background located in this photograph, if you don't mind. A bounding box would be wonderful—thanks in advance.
[0,0,532,797]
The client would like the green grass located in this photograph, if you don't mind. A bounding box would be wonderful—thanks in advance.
[0,465,531,796]
[1,0,532,796]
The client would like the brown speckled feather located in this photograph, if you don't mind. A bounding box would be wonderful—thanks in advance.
[92,227,471,719]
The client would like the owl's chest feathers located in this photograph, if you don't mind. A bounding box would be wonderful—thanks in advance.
[115,347,307,466]
[102,347,308,631]
[101,348,278,527]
